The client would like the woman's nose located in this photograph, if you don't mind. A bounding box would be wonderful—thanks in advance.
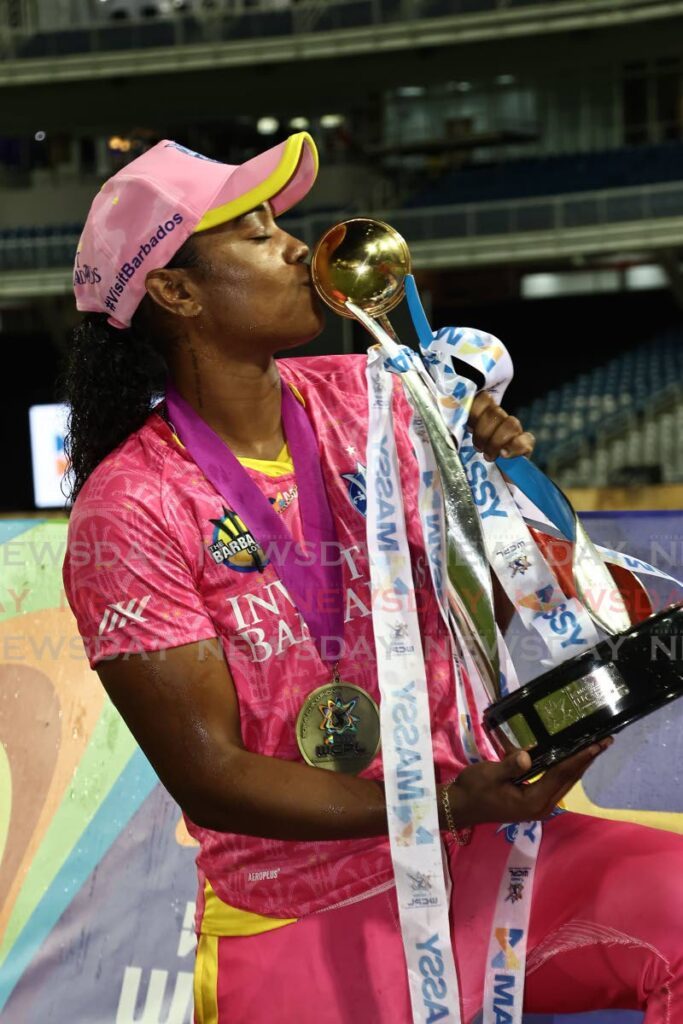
[288,235,310,264]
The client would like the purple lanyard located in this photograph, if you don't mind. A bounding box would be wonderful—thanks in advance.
[164,378,344,663]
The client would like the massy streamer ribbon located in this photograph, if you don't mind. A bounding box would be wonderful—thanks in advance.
[376,274,683,1024]
[405,386,497,764]
[363,312,541,1024]
[366,344,541,1024]
[366,349,462,1024]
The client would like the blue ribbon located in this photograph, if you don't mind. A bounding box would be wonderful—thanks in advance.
[404,273,435,351]
[495,455,575,541]
[404,272,575,541]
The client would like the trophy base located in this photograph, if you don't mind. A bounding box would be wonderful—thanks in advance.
[484,603,683,783]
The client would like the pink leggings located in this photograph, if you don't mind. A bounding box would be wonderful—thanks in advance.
[200,813,683,1023]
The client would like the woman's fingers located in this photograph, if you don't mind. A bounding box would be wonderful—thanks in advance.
[449,737,613,828]
[467,393,535,461]
[496,428,535,460]
[468,394,506,449]
[496,748,532,781]
[522,739,612,816]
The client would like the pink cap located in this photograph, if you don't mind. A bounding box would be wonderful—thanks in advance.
[73,132,318,329]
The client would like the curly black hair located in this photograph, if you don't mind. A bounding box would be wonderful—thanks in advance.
[61,235,204,505]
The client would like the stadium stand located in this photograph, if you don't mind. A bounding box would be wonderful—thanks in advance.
[518,327,683,484]
[407,141,683,207]
[0,223,82,270]
[3,140,683,271]
[5,0,576,59]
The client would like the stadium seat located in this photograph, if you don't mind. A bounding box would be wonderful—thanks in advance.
[518,329,683,486]
[406,142,683,210]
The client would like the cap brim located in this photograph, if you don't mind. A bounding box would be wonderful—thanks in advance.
[194,131,318,233]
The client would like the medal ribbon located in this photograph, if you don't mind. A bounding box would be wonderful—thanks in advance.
[366,349,462,1024]
[164,378,344,661]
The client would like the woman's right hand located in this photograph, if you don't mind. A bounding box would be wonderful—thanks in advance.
[445,739,612,828]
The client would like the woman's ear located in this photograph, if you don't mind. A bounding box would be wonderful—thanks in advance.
[145,269,202,319]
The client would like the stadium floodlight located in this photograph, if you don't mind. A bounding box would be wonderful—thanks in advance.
[289,117,310,130]
[257,117,279,135]
[320,114,345,129]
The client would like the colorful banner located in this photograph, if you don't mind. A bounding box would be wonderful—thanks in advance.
[0,519,198,1023]
[2,512,680,1022]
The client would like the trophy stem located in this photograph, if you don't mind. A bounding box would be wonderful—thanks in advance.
[378,314,400,342]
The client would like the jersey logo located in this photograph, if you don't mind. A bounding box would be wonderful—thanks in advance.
[269,484,298,514]
[341,463,367,518]
[98,595,151,635]
[208,507,269,574]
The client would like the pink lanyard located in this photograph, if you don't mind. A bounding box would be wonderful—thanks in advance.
[164,378,344,662]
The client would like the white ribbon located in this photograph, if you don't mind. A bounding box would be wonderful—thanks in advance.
[416,328,602,668]
[459,432,601,666]
[380,330,543,1024]
[366,349,462,1024]
[598,546,683,587]
[482,820,542,1024]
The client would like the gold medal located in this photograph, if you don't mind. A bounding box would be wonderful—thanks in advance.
[296,678,381,774]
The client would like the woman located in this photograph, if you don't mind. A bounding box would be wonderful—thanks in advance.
[62,132,682,1023]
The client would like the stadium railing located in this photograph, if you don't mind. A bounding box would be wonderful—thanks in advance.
[0,0,673,60]
[407,142,683,209]
[1,180,682,272]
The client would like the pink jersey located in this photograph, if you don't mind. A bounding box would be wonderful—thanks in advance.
[62,353,469,922]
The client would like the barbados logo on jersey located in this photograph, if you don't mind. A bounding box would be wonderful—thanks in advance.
[342,463,367,517]
[208,507,269,573]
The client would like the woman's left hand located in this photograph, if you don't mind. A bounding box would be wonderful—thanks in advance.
[467,392,535,462]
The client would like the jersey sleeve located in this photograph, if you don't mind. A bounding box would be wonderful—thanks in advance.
[63,481,218,670]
